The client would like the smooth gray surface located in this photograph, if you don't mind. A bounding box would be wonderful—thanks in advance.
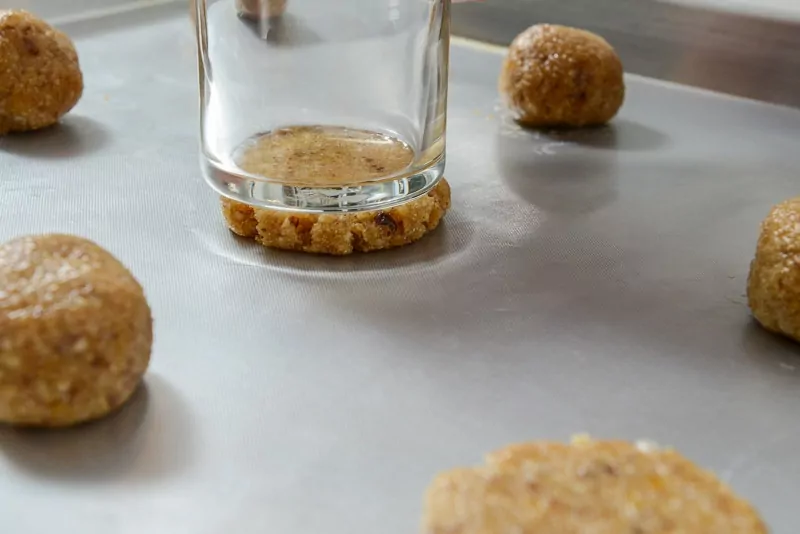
[2,1,800,533]
[452,0,800,109]
[0,0,156,20]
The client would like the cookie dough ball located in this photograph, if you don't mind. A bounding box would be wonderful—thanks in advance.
[423,435,767,533]
[0,234,152,427]
[221,178,451,255]
[0,10,84,135]
[236,0,287,19]
[748,197,800,341]
[499,24,625,128]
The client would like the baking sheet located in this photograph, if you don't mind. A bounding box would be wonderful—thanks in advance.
[0,0,158,22]
[2,1,800,533]
[452,0,800,109]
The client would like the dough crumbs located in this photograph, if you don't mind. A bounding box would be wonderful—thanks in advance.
[499,24,625,128]
[0,234,152,427]
[748,197,800,341]
[422,436,767,534]
[0,10,83,134]
[222,178,451,255]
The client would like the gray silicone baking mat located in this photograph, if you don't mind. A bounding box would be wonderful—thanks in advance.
[453,0,800,109]
[2,1,800,533]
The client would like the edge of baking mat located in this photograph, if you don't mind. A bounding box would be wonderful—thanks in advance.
[452,0,800,109]
[47,0,187,34]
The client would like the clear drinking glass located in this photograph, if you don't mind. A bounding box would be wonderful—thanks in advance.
[194,0,450,212]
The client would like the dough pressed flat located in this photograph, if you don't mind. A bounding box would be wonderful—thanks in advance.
[221,178,451,255]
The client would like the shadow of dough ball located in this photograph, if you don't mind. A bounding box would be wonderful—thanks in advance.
[236,0,288,19]
[0,10,84,135]
[499,24,625,128]
[748,198,800,342]
[0,234,152,427]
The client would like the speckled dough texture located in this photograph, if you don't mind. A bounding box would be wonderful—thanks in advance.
[748,197,800,341]
[499,24,625,128]
[0,234,152,427]
[423,436,767,534]
[0,10,83,135]
[222,179,451,255]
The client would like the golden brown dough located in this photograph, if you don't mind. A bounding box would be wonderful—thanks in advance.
[222,178,451,255]
[236,0,287,19]
[0,234,152,427]
[189,1,287,34]
[0,10,83,134]
[423,435,767,534]
[748,197,800,341]
[499,24,625,128]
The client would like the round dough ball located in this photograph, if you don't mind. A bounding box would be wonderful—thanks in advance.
[499,24,625,128]
[424,436,767,533]
[0,10,84,135]
[0,234,152,427]
[748,197,800,341]
[236,0,287,19]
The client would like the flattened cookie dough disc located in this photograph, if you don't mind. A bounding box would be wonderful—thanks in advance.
[748,197,800,341]
[0,234,152,427]
[0,10,84,134]
[499,24,625,128]
[222,179,451,255]
[423,436,767,534]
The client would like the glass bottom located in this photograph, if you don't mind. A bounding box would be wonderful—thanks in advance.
[202,125,445,213]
